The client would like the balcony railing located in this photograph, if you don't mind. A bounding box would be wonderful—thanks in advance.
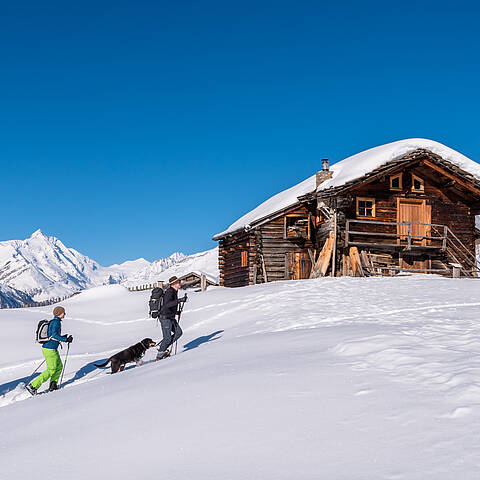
[345,219,479,275]
[345,219,448,250]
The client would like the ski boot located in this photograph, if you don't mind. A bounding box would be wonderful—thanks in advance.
[49,381,58,392]
[25,384,37,396]
[155,350,171,361]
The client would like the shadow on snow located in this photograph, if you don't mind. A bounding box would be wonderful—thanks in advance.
[183,330,224,351]
[0,330,225,394]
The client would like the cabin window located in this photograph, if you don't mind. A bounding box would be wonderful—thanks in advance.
[356,197,375,217]
[241,251,248,267]
[411,174,425,193]
[390,173,403,191]
[284,215,309,239]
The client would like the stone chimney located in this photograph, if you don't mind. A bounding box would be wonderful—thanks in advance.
[316,158,333,188]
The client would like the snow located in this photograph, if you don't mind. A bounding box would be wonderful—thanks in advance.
[214,138,480,239]
[1,275,480,478]
[318,138,480,192]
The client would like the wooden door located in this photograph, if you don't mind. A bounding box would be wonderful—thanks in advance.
[397,199,431,246]
[288,252,312,280]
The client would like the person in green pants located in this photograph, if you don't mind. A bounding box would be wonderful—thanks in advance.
[26,306,73,395]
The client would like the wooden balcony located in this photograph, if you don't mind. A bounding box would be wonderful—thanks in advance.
[345,219,447,252]
[345,219,478,276]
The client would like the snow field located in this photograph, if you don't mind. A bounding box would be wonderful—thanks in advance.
[1,276,480,479]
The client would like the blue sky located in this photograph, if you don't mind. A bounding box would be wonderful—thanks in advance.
[1,1,479,265]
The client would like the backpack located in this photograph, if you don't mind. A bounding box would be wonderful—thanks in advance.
[149,287,165,318]
[36,319,51,344]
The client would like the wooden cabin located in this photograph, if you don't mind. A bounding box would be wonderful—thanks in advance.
[176,272,218,289]
[301,147,480,277]
[214,140,480,286]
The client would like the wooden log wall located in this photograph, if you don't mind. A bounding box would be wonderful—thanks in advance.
[218,230,254,287]
[257,206,314,282]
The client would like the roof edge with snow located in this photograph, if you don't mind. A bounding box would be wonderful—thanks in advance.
[213,139,480,241]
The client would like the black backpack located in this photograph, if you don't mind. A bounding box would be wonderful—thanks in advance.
[36,319,52,344]
[149,287,165,318]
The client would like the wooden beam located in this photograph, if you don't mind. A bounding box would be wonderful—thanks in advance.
[423,159,480,197]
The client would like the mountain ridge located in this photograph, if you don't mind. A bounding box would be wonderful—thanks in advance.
[0,231,218,305]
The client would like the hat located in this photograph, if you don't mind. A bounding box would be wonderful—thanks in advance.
[168,276,181,285]
[53,306,65,317]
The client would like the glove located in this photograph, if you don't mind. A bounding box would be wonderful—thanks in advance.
[66,335,73,343]
[179,295,188,303]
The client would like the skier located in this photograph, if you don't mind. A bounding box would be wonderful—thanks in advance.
[26,306,73,395]
[156,276,187,361]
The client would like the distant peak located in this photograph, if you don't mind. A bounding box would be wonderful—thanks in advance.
[30,229,45,238]
[168,252,186,260]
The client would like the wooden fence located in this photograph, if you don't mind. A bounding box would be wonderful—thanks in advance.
[127,283,161,292]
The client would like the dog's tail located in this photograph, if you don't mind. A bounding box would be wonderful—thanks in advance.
[94,358,111,368]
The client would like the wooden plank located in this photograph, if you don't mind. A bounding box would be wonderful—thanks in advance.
[261,255,268,283]
[310,233,334,278]
[349,246,364,277]
[331,212,337,277]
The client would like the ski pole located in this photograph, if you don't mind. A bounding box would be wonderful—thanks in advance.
[174,296,187,355]
[174,313,181,355]
[59,343,70,387]
[25,360,45,385]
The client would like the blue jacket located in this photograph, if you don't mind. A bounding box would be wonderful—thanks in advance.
[42,316,68,350]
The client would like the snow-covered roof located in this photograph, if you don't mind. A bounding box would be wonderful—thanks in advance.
[213,174,317,240]
[316,138,480,193]
[214,138,480,239]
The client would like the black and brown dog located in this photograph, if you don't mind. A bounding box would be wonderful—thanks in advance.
[95,338,156,373]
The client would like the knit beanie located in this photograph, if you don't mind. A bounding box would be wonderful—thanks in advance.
[53,306,65,317]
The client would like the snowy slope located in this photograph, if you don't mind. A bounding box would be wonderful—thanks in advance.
[1,276,480,479]
[215,138,480,238]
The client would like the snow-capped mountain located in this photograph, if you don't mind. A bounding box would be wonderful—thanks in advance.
[0,230,116,301]
[107,258,151,278]
[119,252,186,286]
[121,249,218,286]
[0,230,219,305]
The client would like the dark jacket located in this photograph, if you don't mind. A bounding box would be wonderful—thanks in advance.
[42,316,68,350]
[160,286,180,319]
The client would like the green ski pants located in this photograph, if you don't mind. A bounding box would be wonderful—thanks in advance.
[30,348,63,389]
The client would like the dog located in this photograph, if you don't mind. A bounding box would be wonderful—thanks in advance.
[94,338,156,374]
